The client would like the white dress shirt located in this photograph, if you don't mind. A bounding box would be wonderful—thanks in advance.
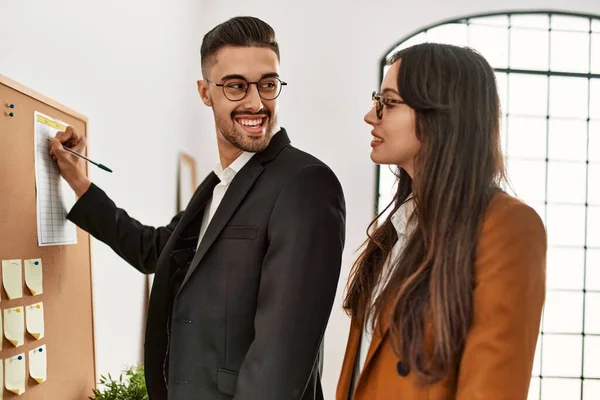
[196,151,255,248]
[354,198,415,384]
[196,129,280,248]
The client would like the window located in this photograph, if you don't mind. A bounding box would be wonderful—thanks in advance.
[375,12,600,400]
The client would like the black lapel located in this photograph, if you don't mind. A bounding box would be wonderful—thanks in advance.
[169,172,220,250]
[178,128,291,290]
[151,172,218,309]
[251,127,291,164]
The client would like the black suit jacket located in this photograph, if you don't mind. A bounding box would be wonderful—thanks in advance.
[67,129,346,400]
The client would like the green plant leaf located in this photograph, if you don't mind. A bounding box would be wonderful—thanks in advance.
[89,364,147,400]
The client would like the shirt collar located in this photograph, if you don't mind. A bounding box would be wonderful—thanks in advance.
[213,128,279,184]
[213,151,255,184]
[390,197,415,236]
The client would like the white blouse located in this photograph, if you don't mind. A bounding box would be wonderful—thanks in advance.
[352,198,415,392]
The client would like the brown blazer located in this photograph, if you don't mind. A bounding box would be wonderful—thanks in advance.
[337,192,547,400]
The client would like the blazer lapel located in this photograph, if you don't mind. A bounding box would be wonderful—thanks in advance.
[352,304,393,396]
[178,128,291,291]
[171,172,220,241]
[149,172,218,319]
[180,160,263,289]
[153,172,219,287]
[367,306,392,362]
[336,319,362,400]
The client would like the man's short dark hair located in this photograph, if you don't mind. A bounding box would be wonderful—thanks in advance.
[201,16,280,76]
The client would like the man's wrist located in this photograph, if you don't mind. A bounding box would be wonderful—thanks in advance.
[72,177,92,198]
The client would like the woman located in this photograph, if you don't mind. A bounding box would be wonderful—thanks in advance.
[337,43,546,399]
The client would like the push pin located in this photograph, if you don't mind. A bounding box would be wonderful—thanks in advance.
[5,104,15,117]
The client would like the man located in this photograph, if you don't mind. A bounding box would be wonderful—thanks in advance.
[49,16,346,400]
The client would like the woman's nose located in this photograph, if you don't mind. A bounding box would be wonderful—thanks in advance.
[364,106,378,126]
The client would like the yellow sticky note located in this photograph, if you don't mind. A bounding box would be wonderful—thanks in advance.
[0,357,3,400]
[4,307,24,347]
[29,345,47,384]
[0,309,3,351]
[26,302,45,340]
[5,353,26,395]
[2,259,23,300]
[24,259,43,296]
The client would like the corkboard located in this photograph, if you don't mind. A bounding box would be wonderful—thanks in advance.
[0,74,96,399]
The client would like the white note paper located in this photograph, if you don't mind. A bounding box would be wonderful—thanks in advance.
[24,258,43,295]
[29,345,47,384]
[2,259,23,300]
[4,307,24,347]
[34,111,77,246]
[5,354,26,395]
[26,302,45,340]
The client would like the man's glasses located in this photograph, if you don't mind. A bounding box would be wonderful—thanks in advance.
[372,91,405,119]
[206,77,287,101]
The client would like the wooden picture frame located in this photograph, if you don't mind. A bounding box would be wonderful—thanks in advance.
[177,152,198,212]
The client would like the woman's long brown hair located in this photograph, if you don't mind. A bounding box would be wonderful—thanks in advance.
[344,43,507,385]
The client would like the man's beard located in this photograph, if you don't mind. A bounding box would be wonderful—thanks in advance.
[216,110,278,153]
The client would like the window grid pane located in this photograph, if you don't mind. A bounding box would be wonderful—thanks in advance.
[550,30,590,73]
[378,12,600,400]
[551,15,591,32]
[592,34,600,74]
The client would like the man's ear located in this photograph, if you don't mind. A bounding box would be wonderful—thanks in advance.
[197,80,212,107]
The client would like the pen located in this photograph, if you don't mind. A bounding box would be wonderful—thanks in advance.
[63,147,113,173]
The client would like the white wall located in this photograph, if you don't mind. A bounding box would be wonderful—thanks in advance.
[197,1,600,398]
[0,0,206,383]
